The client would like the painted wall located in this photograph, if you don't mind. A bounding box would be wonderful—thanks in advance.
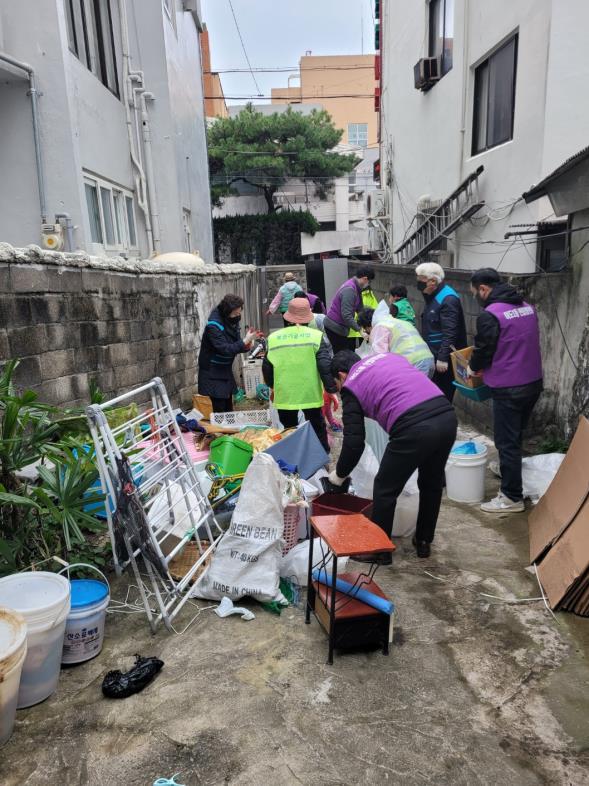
[0,243,258,408]
[379,0,589,273]
[272,54,378,148]
[0,0,213,260]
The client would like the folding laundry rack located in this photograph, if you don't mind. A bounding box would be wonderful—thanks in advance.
[86,377,223,632]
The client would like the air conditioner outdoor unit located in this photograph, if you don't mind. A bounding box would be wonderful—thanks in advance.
[367,190,386,218]
[414,57,441,91]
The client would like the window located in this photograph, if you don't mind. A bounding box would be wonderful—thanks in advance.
[428,0,453,76]
[348,123,368,147]
[472,35,518,156]
[537,221,568,272]
[64,0,119,96]
[84,174,138,253]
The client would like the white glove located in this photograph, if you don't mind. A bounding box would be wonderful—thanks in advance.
[244,329,257,345]
[328,471,347,487]
[436,359,449,373]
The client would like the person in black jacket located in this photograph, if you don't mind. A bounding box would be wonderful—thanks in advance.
[468,269,543,514]
[197,294,257,412]
[416,261,467,401]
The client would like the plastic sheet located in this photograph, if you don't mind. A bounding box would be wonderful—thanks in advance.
[522,453,566,504]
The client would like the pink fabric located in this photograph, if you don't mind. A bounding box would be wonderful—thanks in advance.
[268,291,282,314]
[138,432,209,465]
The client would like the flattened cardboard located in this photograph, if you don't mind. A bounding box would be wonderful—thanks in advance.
[528,416,589,563]
[537,494,589,608]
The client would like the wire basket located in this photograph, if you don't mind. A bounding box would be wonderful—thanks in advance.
[242,359,264,399]
[210,410,271,430]
[283,505,301,556]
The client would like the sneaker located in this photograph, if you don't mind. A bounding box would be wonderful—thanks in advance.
[488,460,501,478]
[480,492,525,514]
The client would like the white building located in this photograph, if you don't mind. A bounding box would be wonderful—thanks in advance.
[378,0,589,273]
[0,0,213,261]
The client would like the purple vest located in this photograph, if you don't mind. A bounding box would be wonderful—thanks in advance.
[343,353,442,433]
[307,292,325,313]
[327,278,361,325]
[483,301,543,388]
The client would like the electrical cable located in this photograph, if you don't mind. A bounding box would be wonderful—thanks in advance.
[227,0,263,96]
[205,65,376,74]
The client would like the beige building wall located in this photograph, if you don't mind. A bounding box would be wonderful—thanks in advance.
[271,55,377,147]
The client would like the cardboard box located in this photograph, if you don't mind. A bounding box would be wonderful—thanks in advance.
[450,346,484,389]
[528,416,589,614]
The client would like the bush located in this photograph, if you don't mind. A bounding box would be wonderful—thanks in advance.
[213,211,320,265]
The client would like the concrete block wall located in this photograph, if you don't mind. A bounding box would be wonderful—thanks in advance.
[0,244,258,410]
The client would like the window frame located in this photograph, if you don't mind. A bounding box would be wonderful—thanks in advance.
[471,34,518,156]
[348,122,369,147]
[64,0,119,97]
[84,174,139,254]
[428,0,453,77]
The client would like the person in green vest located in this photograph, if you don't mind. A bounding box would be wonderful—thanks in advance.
[262,298,337,453]
[357,306,435,377]
[388,285,416,326]
[348,286,380,345]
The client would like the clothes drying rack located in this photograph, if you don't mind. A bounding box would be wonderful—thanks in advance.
[86,377,223,632]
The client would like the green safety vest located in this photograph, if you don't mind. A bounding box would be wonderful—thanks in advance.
[349,289,379,338]
[267,325,324,410]
[378,315,433,366]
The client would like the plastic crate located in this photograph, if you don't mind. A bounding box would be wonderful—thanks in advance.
[242,358,264,399]
[209,436,253,476]
[312,493,373,518]
[282,505,301,556]
[210,409,271,430]
[452,381,492,402]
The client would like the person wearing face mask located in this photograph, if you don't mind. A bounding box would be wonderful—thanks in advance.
[467,268,543,514]
[324,266,375,354]
[416,261,467,401]
[198,294,257,413]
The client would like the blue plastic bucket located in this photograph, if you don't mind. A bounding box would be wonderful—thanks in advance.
[60,567,110,665]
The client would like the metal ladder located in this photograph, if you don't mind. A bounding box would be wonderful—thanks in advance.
[394,165,485,265]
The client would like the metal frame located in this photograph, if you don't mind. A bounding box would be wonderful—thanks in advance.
[86,377,222,632]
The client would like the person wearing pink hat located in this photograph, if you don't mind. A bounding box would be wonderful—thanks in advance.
[263,298,337,452]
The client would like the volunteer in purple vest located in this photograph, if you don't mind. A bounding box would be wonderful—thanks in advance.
[468,268,543,514]
[324,266,375,354]
[326,351,457,559]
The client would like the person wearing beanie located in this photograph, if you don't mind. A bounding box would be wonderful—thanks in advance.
[263,298,337,452]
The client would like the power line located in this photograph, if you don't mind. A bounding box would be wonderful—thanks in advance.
[228,0,263,96]
[205,93,375,100]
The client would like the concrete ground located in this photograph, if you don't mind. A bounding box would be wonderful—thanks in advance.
[2,468,589,785]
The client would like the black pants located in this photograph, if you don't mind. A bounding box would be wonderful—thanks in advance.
[432,364,456,402]
[493,393,540,501]
[371,410,457,543]
[210,396,233,413]
[277,407,329,453]
[325,327,357,355]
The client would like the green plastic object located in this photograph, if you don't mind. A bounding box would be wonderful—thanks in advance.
[209,436,253,476]
[452,382,492,402]
[233,388,246,403]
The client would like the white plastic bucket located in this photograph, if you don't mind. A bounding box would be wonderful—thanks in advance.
[0,571,70,708]
[0,608,27,746]
[59,565,110,665]
[445,441,488,503]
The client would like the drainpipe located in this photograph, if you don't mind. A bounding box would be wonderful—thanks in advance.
[139,91,161,254]
[54,212,75,251]
[0,52,47,223]
[118,0,155,254]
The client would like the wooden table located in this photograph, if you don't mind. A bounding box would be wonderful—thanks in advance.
[305,513,395,664]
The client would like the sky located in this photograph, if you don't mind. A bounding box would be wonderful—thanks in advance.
[200,0,376,105]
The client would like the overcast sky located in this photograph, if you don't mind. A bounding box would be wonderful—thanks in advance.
[200,0,376,104]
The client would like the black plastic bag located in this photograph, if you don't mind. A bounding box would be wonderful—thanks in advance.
[102,654,164,699]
